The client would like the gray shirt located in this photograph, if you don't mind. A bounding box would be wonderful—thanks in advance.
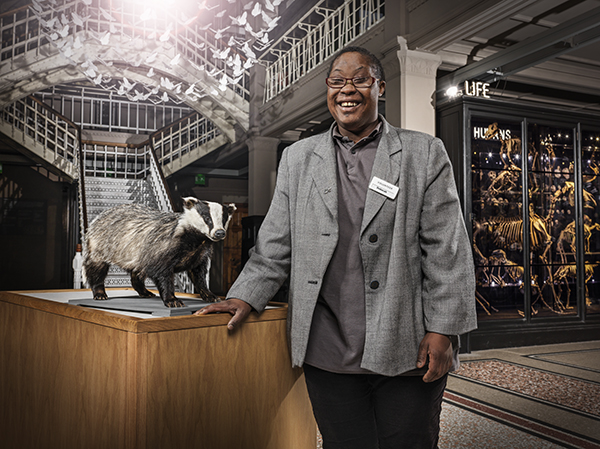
[304,122,382,373]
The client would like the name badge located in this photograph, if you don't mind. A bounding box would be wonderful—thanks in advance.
[369,176,399,200]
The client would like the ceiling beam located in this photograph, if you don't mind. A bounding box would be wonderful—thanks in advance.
[411,0,540,52]
[437,6,600,91]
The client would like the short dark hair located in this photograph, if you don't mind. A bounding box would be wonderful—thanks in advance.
[328,46,385,82]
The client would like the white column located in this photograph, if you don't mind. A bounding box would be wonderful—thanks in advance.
[247,136,280,216]
[396,36,442,135]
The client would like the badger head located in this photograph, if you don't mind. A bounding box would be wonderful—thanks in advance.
[178,197,236,241]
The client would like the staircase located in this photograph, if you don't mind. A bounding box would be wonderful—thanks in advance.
[84,177,158,225]
[0,96,78,180]
[0,95,204,293]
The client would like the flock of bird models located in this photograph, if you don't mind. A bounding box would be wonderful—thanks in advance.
[30,0,284,104]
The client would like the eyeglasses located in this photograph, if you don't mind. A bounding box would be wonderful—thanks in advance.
[325,76,377,89]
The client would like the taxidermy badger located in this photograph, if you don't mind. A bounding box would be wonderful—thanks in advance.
[82,198,236,308]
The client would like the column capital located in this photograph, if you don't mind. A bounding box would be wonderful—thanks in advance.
[396,36,442,79]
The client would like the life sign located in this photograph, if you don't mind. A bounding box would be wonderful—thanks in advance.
[464,80,490,98]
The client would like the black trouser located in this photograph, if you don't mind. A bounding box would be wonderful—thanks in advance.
[303,364,447,449]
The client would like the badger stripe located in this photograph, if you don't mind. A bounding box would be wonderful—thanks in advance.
[177,207,211,237]
[208,202,224,231]
[177,201,235,240]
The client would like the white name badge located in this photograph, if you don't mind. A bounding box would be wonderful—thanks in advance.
[369,176,399,200]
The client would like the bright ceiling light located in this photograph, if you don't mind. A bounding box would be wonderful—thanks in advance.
[446,86,459,97]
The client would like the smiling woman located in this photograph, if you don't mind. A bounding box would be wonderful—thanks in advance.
[198,44,476,449]
[325,49,386,143]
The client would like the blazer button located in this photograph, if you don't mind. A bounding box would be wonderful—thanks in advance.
[369,234,378,243]
[370,281,379,290]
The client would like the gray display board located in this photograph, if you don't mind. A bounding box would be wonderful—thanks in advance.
[68,293,212,317]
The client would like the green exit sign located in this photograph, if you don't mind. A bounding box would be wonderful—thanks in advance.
[0,162,3,174]
[195,174,206,186]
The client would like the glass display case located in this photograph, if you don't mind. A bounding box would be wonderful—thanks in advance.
[438,97,600,349]
[582,128,600,317]
[471,117,525,319]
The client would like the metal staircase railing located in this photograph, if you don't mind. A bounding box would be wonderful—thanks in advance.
[147,142,175,214]
[151,111,228,177]
[0,95,79,179]
[146,145,194,293]
[0,92,87,265]
[260,0,385,103]
[0,93,89,277]
[82,141,152,179]
[75,128,88,247]
[37,84,194,135]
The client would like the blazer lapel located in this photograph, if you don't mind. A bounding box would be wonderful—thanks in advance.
[310,131,338,221]
[361,121,403,235]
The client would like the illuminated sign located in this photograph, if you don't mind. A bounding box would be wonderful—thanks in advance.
[195,174,206,186]
[464,80,490,98]
[473,127,512,140]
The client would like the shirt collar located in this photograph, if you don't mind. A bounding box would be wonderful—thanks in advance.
[332,119,383,144]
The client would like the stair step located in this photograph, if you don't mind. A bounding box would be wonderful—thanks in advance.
[85,177,139,184]
[103,266,156,289]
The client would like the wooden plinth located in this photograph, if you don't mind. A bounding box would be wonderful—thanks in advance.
[0,289,316,449]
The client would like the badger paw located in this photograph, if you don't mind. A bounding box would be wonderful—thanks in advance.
[164,298,186,308]
[92,287,108,301]
[197,289,222,303]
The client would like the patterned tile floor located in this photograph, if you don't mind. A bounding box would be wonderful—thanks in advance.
[439,402,565,449]
[444,341,600,449]
[315,340,600,448]
[453,359,600,416]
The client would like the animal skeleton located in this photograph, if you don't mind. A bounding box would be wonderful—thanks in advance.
[481,168,520,204]
[556,218,600,264]
[473,122,600,316]
[473,205,551,254]
[487,249,524,287]
[484,122,524,171]
[553,263,596,308]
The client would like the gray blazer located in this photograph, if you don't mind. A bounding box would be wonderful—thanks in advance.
[228,118,477,376]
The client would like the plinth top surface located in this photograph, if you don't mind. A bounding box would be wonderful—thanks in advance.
[0,288,286,333]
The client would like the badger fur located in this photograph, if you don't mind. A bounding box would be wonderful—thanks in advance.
[82,197,236,308]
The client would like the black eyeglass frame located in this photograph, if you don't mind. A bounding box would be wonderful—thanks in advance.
[325,76,378,89]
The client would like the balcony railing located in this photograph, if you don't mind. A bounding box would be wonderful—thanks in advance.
[82,141,151,179]
[0,0,249,100]
[37,84,193,134]
[151,112,221,168]
[261,0,385,103]
[0,5,45,63]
